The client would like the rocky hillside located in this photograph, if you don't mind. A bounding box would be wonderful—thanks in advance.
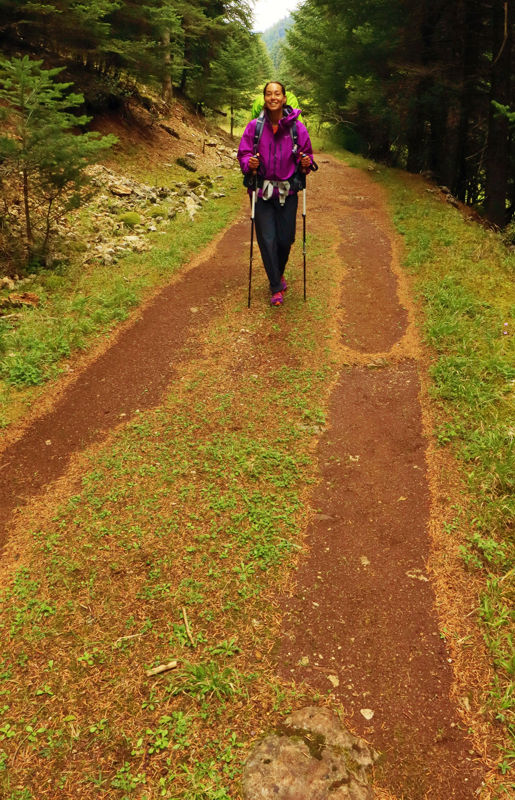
[81,98,240,265]
[1,96,240,295]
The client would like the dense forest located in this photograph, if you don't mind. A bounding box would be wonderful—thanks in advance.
[284,0,514,227]
[0,1,272,265]
[0,1,268,113]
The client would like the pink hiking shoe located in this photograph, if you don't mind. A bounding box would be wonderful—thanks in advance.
[280,276,288,292]
[270,291,284,306]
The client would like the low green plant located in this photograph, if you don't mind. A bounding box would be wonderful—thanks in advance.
[208,638,240,658]
[148,206,167,218]
[117,211,142,227]
[110,763,146,792]
[167,662,243,701]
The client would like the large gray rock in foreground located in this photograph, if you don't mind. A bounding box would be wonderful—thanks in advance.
[242,707,376,800]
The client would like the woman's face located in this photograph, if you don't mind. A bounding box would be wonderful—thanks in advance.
[264,83,286,113]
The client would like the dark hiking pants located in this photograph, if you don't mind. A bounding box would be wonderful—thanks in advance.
[254,193,298,293]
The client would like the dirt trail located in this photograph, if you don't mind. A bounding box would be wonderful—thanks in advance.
[0,156,485,797]
[0,216,248,547]
[276,158,484,798]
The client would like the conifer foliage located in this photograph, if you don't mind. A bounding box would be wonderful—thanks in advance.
[0,1,261,266]
[0,1,257,111]
[0,57,116,265]
[284,0,514,226]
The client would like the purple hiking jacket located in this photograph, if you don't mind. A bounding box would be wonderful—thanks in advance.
[237,107,314,198]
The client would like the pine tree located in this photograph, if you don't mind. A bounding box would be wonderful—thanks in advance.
[284,0,515,225]
[485,0,513,225]
[0,56,116,266]
[205,30,270,135]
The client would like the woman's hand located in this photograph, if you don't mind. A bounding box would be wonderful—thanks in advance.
[248,154,260,172]
[300,152,311,172]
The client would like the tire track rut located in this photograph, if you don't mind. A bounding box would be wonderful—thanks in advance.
[275,157,485,799]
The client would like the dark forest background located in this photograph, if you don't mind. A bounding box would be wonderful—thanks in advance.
[0,1,268,115]
[283,0,514,227]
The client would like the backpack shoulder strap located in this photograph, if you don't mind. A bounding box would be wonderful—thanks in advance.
[284,105,298,154]
[290,120,298,154]
[253,110,266,154]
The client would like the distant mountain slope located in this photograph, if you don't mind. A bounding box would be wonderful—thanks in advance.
[261,15,293,70]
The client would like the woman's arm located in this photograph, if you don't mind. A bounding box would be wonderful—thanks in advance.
[237,120,258,174]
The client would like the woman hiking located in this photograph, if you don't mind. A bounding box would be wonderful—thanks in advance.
[237,81,314,306]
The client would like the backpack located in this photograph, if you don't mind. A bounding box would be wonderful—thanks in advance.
[251,92,302,121]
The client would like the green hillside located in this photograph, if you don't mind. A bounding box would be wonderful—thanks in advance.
[260,15,293,71]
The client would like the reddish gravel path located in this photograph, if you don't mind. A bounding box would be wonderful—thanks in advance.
[276,158,484,798]
[1,156,486,798]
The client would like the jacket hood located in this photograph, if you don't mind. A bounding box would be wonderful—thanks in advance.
[280,106,301,127]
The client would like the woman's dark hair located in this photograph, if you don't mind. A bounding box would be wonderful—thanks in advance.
[263,81,286,97]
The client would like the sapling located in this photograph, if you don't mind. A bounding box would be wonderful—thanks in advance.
[0,56,117,268]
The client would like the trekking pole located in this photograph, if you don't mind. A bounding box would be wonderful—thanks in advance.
[299,152,318,302]
[302,185,307,302]
[248,174,257,309]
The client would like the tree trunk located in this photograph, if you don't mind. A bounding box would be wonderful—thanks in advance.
[485,0,512,226]
[42,195,54,259]
[453,0,482,203]
[22,168,33,259]
[180,43,189,95]
[406,82,429,173]
[428,95,446,178]
[162,29,173,105]
[230,103,234,139]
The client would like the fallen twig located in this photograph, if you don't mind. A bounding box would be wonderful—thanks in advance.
[114,633,144,646]
[145,660,178,677]
[182,606,195,647]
